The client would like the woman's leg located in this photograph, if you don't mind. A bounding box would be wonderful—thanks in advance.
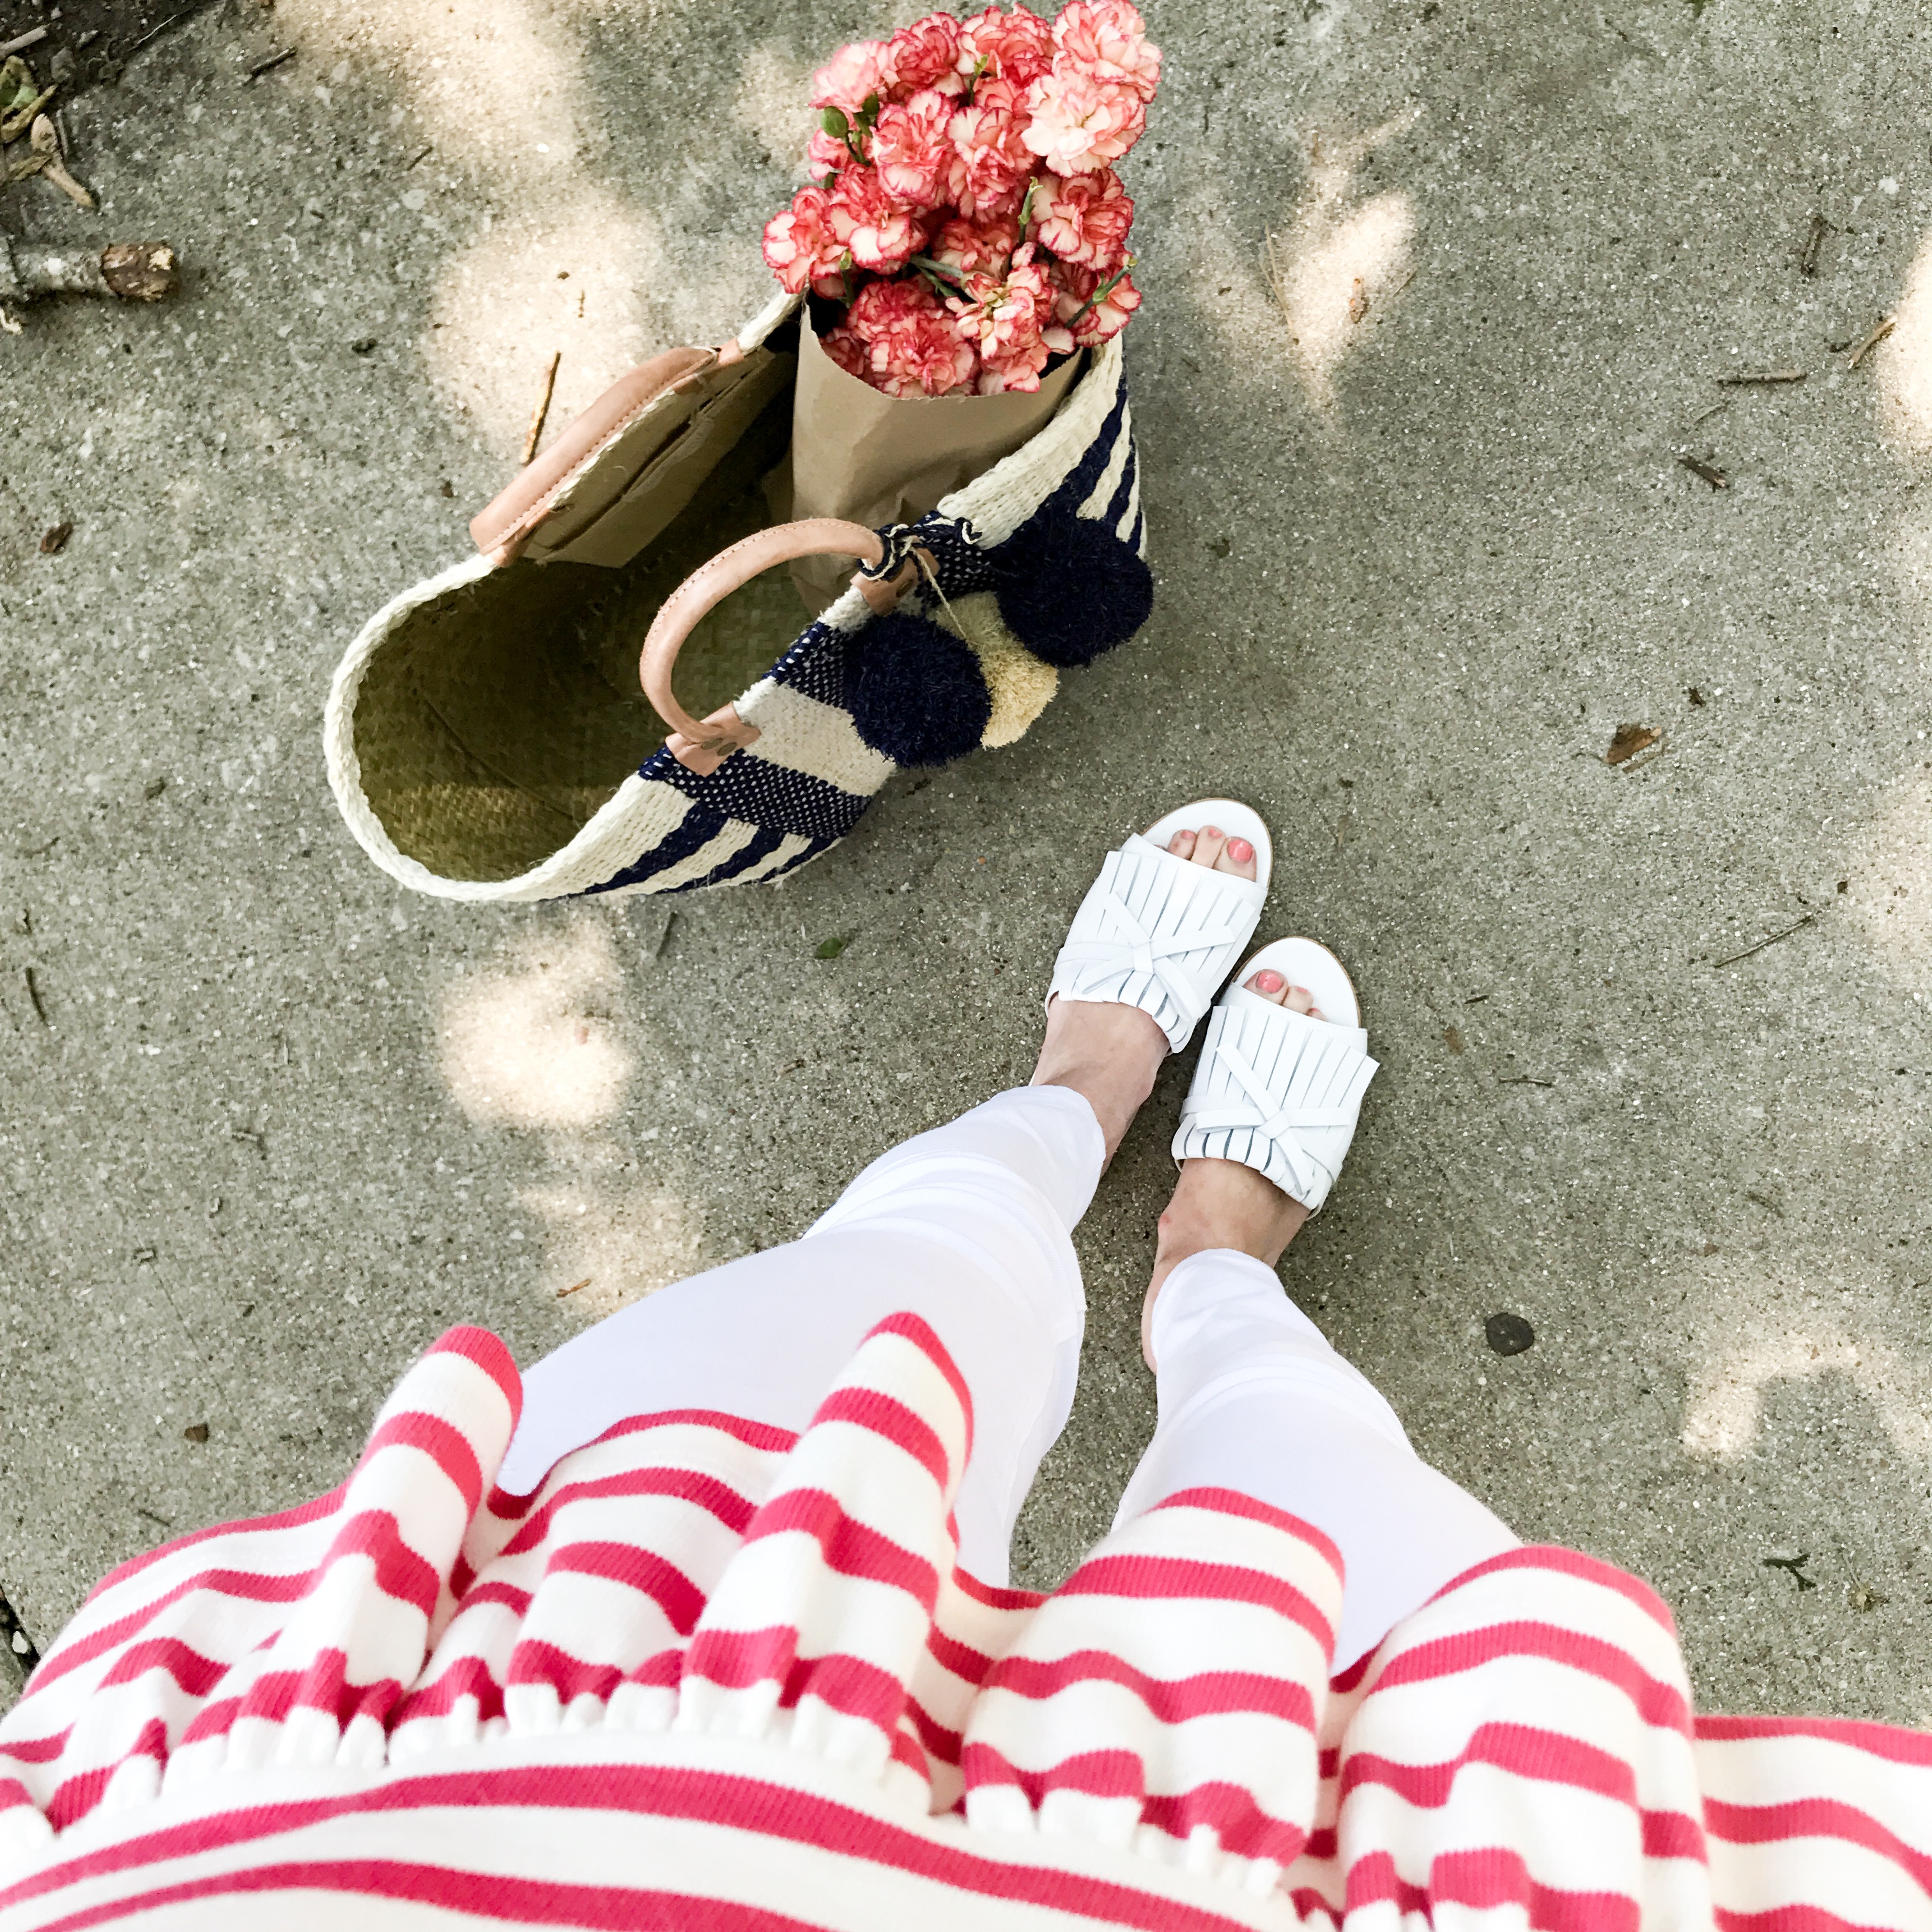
[497,1083,1104,1583]
[501,819,1261,1584]
[1114,972,1517,1672]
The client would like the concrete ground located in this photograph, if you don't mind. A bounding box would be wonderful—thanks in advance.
[3,0,1931,1724]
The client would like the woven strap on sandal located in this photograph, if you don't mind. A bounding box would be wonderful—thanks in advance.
[1172,995,1379,1213]
[1047,835,1266,1053]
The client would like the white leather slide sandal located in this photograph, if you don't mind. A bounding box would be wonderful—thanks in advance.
[1046,800,1271,1054]
[1170,937,1379,1213]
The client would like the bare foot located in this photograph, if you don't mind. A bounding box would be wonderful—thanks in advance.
[1031,822,1258,1164]
[1139,966,1323,1368]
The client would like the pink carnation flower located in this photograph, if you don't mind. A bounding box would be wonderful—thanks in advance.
[947,75,1035,218]
[827,167,928,273]
[806,125,854,178]
[885,12,966,96]
[955,6,1055,88]
[819,323,873,381]
[809,38,893,116]
[947,242,1074,392]
[1020,68,1145,173]
[1050,257,1142,346]
[871,88,955,210]
[1052,0,1161,100]
[1030,166,1133,270]
[762,185,849,297]
[927,210,1020,280]
[845,277,978,397]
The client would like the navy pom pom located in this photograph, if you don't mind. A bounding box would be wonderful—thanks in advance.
[992,507,1153,669]
[845,610,992,767]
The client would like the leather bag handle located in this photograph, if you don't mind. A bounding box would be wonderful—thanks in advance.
[640,517,926,774]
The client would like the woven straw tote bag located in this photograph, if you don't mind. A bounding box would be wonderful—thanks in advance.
[324,290,1150,903]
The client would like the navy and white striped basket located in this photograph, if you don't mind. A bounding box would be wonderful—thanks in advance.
[325,295,1148,903]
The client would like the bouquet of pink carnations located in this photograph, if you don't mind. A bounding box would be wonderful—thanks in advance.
[761,1,1158,398]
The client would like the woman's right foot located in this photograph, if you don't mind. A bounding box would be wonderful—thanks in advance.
[1138,966,1332,1367]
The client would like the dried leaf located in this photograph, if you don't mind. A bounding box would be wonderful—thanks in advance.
[182,1422,210,1443]
[38,521,72,555]
[1443,1025,1464,1054]
[1606,723,1659,765]
[1347,276,1368,324]
[0,56,35,114]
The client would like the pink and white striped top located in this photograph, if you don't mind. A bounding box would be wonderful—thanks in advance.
[0,1317,1924,1929]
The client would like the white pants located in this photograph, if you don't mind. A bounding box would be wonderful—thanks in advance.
[501,1086,1517,1669]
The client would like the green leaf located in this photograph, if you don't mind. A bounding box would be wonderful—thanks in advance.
[815,936,848,959]
[820,106,850,137]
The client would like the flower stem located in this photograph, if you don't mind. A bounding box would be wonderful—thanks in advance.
[1066,259,1134,328]
[908,254,968,288]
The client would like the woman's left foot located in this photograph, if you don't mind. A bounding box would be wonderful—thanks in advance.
[1032,814,1264,1163]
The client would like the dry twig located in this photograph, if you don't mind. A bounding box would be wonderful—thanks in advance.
[0,236,178,301]
[1798,213,1827,279]
[1717,369,1805,386]
[1678,454,1728,489]
[1846,315,1895,370]
[1712,913,1814,970]
[521,351,561,465]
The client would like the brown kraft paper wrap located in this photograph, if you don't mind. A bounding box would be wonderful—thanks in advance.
[784,309,1082,612]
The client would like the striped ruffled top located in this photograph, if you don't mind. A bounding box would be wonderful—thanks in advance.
[0,1317,1925,1929]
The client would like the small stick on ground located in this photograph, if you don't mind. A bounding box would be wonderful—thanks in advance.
[1688,399,1731,429]
[1798,213,1827,279]
[1713,913,1814,970]
[126,9,188,54]
[1,237,179,302]
[245,47,295,80]
[1498,1074,1556,1087]
[22,965,47,1024]
[0,25,49,54]
[1679,454,1728,489]
[1717,369,1805,385]
[521,351,561,465]
[1846,315,1895,370]
[556,1276,592,1299]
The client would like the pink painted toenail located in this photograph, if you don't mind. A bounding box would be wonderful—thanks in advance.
[1227,837,1253,863]
[1202,825,1222,838]
[1253,970,1284,993]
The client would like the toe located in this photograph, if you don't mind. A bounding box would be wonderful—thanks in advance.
[1190,824,1228,870]
[1244,970,1320,1018]
[1215,834,1257,880]
[1165,828,1198,859]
